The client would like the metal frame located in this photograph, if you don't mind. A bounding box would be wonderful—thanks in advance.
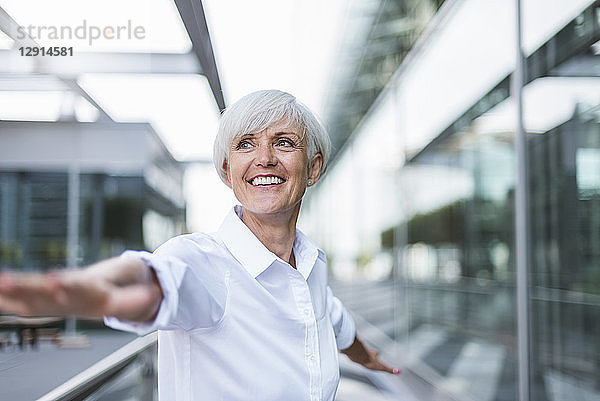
[513,1,530,400]
[0,1,225,111]
[173,0,225,111]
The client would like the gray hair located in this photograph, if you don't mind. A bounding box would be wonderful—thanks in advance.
[213,89,331,184]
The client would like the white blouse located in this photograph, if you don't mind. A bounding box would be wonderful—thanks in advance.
[105,205,356,401]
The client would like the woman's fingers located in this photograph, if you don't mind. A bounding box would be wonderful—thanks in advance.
[0,258,162,321]
[363,348,401,375]
[0,270,106,317]
[0,272,60,315]
[0,294,29,315]
[374,360,401,374]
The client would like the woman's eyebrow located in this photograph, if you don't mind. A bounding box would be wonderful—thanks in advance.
[274,131,300,137]
[236,131,300,140]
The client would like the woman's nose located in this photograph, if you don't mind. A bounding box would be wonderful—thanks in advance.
[255,144,277,167]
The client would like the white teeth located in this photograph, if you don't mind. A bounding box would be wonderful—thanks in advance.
[251,176,283,186]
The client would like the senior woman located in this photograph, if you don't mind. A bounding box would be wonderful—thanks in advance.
[0,90,399,400]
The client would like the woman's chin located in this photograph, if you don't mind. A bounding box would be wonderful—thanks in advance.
[242,201,299,217]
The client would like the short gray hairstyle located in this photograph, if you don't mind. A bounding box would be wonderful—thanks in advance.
[213,89,331,185]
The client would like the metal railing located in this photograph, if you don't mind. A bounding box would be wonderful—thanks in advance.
[37,332,157,401]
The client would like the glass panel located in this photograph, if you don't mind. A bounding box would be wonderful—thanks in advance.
[476,77,600,134]
[303,1,521,399]
[396,0,516,154]
[0,172,69,270]
[401,127,517,401]
[303,1,600,400]
[526,63,600,401]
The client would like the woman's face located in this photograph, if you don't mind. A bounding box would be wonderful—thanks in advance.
[224,119,322,217]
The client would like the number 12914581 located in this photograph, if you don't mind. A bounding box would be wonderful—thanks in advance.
[19,47,73,56]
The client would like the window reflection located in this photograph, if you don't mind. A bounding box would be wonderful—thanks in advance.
[304,1,600,399]
[529,101,600,400]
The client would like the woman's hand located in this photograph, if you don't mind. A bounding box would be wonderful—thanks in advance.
[0,255,163,322]
[340,335,401,375]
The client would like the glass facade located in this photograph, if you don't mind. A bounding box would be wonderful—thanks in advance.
[0,172,186,270]
[0,122,187,271]
[301,1,600,399]
[527,88,600,400]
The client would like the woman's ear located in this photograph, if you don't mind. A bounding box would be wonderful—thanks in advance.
[222,160,232,188]
[307,153,323,186]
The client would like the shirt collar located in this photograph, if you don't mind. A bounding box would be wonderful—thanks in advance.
[292,228,321,280]
[217,205,320,280]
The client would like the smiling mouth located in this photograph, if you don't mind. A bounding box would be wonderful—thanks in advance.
[248,175,286,186]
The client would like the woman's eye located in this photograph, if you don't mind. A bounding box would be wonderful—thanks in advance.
[277,138,294,147]
[236,140,252,150]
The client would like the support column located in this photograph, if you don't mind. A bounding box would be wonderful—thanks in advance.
[513,0,531,400]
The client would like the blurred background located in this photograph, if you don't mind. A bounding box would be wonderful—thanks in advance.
[0,0,599,400]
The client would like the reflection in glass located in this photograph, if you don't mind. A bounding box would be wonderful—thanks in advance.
[529,100,600,400]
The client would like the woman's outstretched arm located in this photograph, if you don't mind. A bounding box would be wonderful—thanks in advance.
[0,254,163,322]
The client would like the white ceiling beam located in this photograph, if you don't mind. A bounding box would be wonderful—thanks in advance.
[0,50,202,76]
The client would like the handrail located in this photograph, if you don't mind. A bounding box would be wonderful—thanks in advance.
[37,331,158,401]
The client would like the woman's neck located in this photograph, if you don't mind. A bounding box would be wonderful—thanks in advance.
[241,206,299,268]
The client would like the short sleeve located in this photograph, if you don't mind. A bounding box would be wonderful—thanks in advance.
[104,235,229,334]
[326,286,356,350]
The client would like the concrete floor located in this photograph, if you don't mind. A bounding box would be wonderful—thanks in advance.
[0,329,137,401]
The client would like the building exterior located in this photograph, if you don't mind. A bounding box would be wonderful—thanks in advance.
[0,120,186,270]
[302,1,600,400]
[0,0,224,273]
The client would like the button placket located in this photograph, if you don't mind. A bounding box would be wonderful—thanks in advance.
[289,270,322,401]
